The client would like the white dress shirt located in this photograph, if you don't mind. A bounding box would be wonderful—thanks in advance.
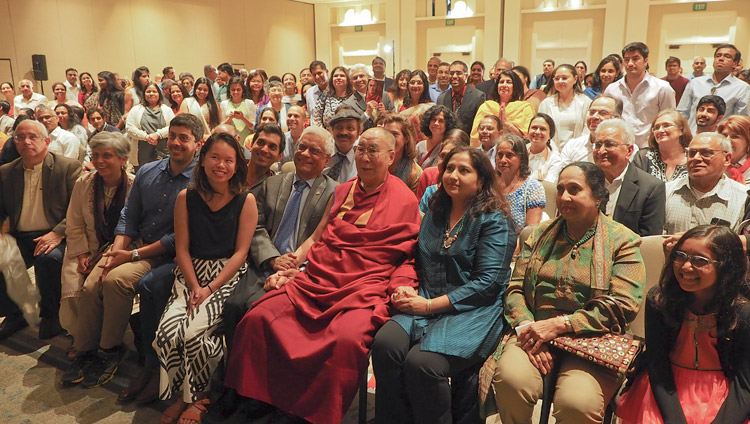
[323,145,358,183]
[605,164,629,216]
[14,92,48,112]
[604,73,676,148]
[63,81,80,104]
[48,126,82,160]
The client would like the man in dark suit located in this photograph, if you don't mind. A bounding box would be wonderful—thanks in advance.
[344,63,395,131]
[437,60,486,135]
[476,58,515,96]
[593,118,665,236]
[0,119,82,340]
[222,125,338,351]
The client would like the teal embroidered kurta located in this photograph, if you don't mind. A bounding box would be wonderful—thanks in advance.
[392,209,516,359]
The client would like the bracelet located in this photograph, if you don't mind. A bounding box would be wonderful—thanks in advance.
[563,315,573,333]
[427,299,432,315]
[207,285,214,294]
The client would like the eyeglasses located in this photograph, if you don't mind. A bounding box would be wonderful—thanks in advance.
[588,109,613,118]
[652,123,676,132]
[354,145,390,158]
[13,134,43,143]
[593,141,624,150]
[686,148,723,159]
[674,250,719,269]
[296,143,325,157]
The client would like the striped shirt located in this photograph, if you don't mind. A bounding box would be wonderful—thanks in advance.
[664,174,749,234]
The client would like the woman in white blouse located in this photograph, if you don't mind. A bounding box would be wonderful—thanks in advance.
[126,82,175,167]
[220,76,256,143]
[179,77,221,139]
[538,64,592,150]
[526,112,562,183]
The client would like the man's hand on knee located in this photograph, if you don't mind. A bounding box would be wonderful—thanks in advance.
[100,249,133,279]
[32,231,63,256]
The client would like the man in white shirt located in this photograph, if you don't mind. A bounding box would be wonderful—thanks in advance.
[35,105,81,160]
[677,44,750,133]
[343,64,395,129]
[324,107,361,184]
[306,60,329,121]
[664,132,750,234]
[555,95,624,171]
[593,118,665,236]
[63,68,80,103]
[14,79,48,113]
[281,105,306,166]
[604,42,676,148]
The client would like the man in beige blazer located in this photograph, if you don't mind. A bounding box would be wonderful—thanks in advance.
[0,120,81,340]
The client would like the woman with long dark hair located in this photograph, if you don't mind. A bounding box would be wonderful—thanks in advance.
[312,66,353,129]
[1,81,14,117]
[179,77,221,137]
[618,225,750,424]
[471,70,535,145]
[126,82,175,166]
[55,103,89,154]
[511,66,547,112]
[220,76,256,142]
[468,61,485,88]
[584,56,622,100]
[538,64,592,149]
[380,112,422,194]
[372,145,515,424]
[155,133,257,424]
[78,72,98,107]
[246,69,269,109]
[89,71,125,128]
[386,69,411,112]
[125,66,150,113]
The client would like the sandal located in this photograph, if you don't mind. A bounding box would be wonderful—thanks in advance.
[160,400,188,424]
[178,398,210,424]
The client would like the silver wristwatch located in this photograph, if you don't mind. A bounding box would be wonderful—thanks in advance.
[131,249,140,262]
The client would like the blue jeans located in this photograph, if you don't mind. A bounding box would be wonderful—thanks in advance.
[137,262,175,368]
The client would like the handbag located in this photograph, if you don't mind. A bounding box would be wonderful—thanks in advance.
[548,295,643,376]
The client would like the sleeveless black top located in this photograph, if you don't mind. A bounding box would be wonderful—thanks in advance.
[186,189,248,259]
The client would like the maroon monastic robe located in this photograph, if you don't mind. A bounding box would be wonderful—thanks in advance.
[225,174,420,424]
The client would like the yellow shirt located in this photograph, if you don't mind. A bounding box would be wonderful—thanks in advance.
[17,162,50,232]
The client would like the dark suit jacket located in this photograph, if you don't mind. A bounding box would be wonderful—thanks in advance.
[475,79,495,96]
[611,165,666,236]
[0,152,82,235]
[437,85,486,135]
[343,90,395,130]
[249,172,337,267]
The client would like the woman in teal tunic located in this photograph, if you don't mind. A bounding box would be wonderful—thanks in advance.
[371,145,516,424]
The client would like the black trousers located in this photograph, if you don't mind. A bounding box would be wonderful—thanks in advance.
[221,266,268,354]
[136,261,175,368]
[0,230,65,321]
[371,320,483,424]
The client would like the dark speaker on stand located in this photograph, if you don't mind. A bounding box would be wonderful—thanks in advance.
[32,54,48,81]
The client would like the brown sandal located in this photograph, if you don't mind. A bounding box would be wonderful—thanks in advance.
[160,400,188,424]
[178,398,210,424]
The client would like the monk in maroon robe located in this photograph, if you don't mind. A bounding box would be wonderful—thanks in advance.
[224,127,421,424]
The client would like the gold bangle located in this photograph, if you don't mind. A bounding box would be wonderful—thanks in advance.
[427,299,432,315]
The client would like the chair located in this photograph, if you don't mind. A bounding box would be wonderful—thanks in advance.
[281,161,296,174]
[540,180,557,220]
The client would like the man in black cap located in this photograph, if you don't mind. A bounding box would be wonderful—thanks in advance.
[324,106,362,184]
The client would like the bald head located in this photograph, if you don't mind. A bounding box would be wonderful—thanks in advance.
[362,127,395,150]
[356,127,396,191]
[212,123,238,139]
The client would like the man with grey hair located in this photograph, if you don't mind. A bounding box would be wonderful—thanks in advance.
[664,132,750,234]
[14,79,48,112]
[0,119,82,340]
[222,125,338,354]
[36,104,82,160]
[476,58,515,95]
[593,118,665,235]
[343,63,395,130]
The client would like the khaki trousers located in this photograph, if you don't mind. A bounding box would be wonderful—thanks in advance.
[492,335,619,424]
[74,253,157,351]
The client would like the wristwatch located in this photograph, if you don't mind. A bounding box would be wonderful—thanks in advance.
[131,249,140,262]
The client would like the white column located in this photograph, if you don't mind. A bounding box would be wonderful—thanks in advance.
[602,0,627,58]
[399,0,417,70]
[314,4,332,65]
[485,0,503,64]
[502,0,521,64]
[625,0,650,45]
[385,0,400,74]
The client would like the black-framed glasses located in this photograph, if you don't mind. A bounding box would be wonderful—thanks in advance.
[674,250,719,269]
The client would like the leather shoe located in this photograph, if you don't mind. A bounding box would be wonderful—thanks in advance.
[39,317,64,339]
[118,368,153,402]
[0,315,28,341]
[134,372,160,404]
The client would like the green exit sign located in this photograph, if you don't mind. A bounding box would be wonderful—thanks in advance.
[354,25,363,32]
[445,19,455,26]
[693,2,707,11]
